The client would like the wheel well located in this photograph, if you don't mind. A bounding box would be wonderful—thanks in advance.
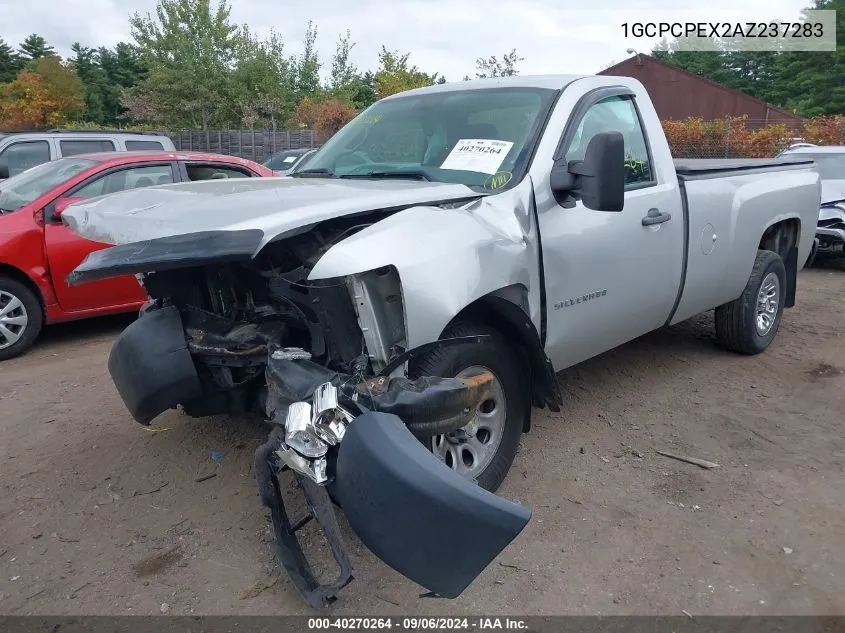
[443,289,562,432]
[0,263,45,312]
[758,219,800,308]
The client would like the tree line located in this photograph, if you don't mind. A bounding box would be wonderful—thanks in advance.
[0,0,522,136]
[652,0,844,117]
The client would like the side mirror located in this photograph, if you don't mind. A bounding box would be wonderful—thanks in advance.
[550,131,625,212]
[54,196,85,218]
[0,165,9,180]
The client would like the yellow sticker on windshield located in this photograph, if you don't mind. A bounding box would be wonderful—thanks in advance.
[485,171,513,190]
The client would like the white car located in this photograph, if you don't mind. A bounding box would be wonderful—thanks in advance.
[0,129,175,181]
[780,145,845,260]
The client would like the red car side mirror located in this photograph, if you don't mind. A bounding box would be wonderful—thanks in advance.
[54,196,85,217]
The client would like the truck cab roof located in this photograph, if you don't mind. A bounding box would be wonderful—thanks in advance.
[384,74,587,99]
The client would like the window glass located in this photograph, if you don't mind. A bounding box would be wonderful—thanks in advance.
[0,141,51,177]
[73,165,174,199]
[264,150,307,170]
[301,87,557,191]
[60,139,116,156]
[294,150,317,171]
[125,140,165,151]
[565,96,654,187]
[0,158,96,212]
[355,117,426,165]
[185,164,252,180]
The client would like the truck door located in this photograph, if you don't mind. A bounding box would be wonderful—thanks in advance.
[539,90,685,370]
[44,162,178,313]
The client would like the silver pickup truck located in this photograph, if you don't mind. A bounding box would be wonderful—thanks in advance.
[62,75,820,607]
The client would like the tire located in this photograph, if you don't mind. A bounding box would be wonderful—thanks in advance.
[0,277,44,361]
[410,321,527,493]
[715,249,786,355]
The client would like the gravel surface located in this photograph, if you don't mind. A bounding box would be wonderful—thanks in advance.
[1,264,843,616]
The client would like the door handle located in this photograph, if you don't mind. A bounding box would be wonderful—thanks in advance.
[642,208,671,226]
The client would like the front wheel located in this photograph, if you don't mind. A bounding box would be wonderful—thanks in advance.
[410,321,527,493]
[0,277,44,361]
[715,249,786,355]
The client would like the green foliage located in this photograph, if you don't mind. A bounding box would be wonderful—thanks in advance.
[17,34,55,62]
[98,43,148,124]
[31,56,86,122]
[475,49,523,78]
[70,43,109,123]
[294,21,321,101]
[61,120,165,132]
[127,0,243,129]
[328,30,357,102]
[0,38,23,83]
[374,47,440,99]
[232,27,295,127]
[3,1,842,135]
[348,71,378,110]
[652,0,845,116]
[0,58,85,129]
[324,32,379,109]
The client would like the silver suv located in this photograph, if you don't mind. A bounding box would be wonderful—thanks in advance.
[0,129,176,180]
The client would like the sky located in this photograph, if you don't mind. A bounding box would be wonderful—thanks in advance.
[0,0,817,80]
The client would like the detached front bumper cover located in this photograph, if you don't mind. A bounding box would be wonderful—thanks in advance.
[255,412,531,607]
[255,349,531,607]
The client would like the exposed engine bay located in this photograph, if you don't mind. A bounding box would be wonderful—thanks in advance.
[136,214,400,418]
[102,213,532,607]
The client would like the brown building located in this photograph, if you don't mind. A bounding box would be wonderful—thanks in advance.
[598,54,803,129]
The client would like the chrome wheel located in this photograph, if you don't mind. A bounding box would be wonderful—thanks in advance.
[0,289,29,350]
[430,365,507,480]
[755,272,780,336]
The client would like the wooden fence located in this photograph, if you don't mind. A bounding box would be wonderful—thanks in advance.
[171,129,318,163]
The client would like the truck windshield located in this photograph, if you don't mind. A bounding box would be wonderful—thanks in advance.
[0,157,97,213]
[298,87,558,191]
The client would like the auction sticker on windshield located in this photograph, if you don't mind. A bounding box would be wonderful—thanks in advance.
[441,138,514,174]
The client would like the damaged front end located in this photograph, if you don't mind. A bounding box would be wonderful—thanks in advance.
[70,189,544,607]
[105,296,531,607]
[254,347,531,607]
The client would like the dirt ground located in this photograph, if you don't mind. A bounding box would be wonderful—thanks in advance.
[1,263,844,617]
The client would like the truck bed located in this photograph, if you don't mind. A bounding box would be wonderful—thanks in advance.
[674,157,815,178]
[669,156,820,328]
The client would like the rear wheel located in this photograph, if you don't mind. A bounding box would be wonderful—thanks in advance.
[0,277,43,361]
[410,321,527,493]
[715,249,786,355]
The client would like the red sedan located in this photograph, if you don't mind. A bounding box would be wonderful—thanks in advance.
[0,151,275,359]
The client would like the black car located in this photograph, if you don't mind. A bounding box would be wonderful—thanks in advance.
[262,148,318,174]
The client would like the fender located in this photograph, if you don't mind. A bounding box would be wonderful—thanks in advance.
[308,178,544,351]
[455,293,562,423]
[758,217,803,309]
